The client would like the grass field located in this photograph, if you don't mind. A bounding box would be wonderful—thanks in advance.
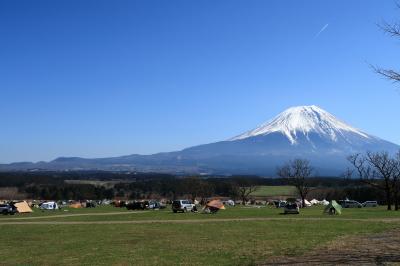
[250,185,297,197]
[0,205,399,265]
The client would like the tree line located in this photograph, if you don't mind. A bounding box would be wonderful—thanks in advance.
[0,169,391,203]
[276,151,400,211]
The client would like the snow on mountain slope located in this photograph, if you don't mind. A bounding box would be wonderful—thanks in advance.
[1,105,398,176]
[230,105,371,144]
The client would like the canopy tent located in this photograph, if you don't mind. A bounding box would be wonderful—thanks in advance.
[323,200,342,215]
[14,201,33,213]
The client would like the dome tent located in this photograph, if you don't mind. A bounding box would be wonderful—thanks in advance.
[323,200,342,215]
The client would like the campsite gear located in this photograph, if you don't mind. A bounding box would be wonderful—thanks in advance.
[323,200,342,215]
[86,201,96,208]
[114,201,126,208]
[14,201,33,213]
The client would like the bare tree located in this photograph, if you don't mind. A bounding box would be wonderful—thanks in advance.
[237,186,258,205]
[229,181,258,205]
[277,159,313,208]
[348,152,399,210]
[393,152,400,210]
[373,5,400,82]
[181,177,214,203]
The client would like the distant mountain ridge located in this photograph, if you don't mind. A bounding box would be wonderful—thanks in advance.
[1,105,399,176]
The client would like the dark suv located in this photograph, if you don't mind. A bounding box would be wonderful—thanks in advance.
[126,201,146,210]
[0,204,17,215]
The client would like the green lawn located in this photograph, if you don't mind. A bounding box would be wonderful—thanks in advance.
[2,205,400,222]
[0,205,399,265]
[250,185,297,197]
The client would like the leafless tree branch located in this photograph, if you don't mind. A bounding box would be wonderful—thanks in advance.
[371,65,400,82]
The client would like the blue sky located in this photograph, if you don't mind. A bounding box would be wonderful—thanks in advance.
[1,0,400,163]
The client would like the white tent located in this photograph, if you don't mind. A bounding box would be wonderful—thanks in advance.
[225,200,235,206]
[302,199,312,207]
[310,199,320,205]
[320,199,329,206]
[40,201,58,210]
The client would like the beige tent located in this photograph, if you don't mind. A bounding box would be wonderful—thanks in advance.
[206,199,225,210]
[14,201,33,213]
[69,203,82,208]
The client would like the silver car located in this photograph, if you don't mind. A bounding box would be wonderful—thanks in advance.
[172,200,194,213]
[339,200,362,208]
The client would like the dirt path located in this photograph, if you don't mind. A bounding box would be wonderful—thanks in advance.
[264,229,400,265]
[0,211,149,220]
[1,217,400,225]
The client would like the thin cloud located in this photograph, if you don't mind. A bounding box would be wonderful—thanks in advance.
[314,23,329,38]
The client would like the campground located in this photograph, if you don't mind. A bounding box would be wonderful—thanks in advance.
[0,205,399,265]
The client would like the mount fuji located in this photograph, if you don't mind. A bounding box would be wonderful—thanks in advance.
[1,105,399,176]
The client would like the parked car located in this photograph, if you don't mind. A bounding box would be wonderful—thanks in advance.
[273,200,287,208]
[283,203,300,214]
[362,201,378,207]
[338,200,362,208]
[147,200,166,210]
[172,200,194,213]
[0,204,17,215]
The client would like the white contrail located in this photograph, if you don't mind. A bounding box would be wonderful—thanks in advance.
[314,23,329,38]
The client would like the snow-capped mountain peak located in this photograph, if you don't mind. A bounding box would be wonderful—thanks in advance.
[230,105,370,144]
